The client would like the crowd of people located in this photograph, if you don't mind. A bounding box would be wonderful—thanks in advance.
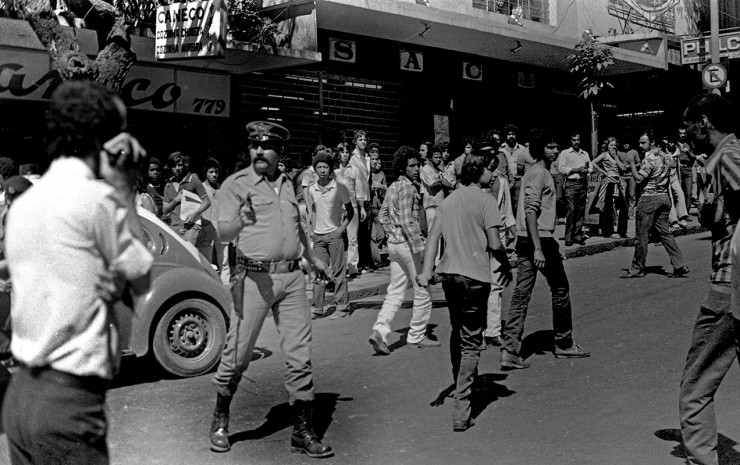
[0,78,738,465]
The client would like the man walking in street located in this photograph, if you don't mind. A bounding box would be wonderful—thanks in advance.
[677,127,696,211]
[349,130,373,273]
[499,128,590,370]
[306,152,354,319]
[2,80,153,465]
[678,93,740,465]
[556,133,591,246]
[368,146,439,355]
[620,130,689,279]
[369,145,387,269]
[209,121,333,458]
[417,150,512,431]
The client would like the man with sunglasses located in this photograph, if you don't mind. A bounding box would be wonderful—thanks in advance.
[208,121,333,459]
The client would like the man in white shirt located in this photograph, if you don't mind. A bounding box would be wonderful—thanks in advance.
[305,153,354,319]
[556,133,591,246]
[3,80,152,465]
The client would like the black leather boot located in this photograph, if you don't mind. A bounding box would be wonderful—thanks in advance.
[290,400,334,458]
[209,393,232,452]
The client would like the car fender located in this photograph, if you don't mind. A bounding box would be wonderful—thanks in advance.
[128,266,233,356]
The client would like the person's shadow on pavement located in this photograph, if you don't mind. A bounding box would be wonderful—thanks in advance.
[520,330,555,360]
[655,428,740,464]
[230,392,351,444]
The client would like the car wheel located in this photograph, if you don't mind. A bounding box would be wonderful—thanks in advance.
[152,298,226,377]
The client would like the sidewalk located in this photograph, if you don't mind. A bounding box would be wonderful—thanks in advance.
[317,212,707,306]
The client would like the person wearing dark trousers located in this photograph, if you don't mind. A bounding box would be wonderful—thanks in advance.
[2,80,153,465]
[620,130,688,279]
[209,121,333,458]
[499,129,590,371]
[418,150,511,432]
[556,133,591,246]
[678,93,740,465]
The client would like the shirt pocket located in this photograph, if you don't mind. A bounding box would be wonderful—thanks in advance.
[251,195,275,224]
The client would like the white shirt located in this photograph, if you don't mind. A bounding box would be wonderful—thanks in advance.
[557,147,591,180]
[306,179,351,235]
[6,157,152,379]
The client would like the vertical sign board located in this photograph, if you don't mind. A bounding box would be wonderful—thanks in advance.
[328,38,356,63]
[0,49,230,117]
[155,0,227,61]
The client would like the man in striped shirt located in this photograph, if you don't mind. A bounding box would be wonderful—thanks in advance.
[679,93,740,465]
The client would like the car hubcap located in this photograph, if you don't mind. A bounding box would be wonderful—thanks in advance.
[169,312,209,358]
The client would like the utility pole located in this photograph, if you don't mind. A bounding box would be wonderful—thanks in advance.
[710,0,721,94]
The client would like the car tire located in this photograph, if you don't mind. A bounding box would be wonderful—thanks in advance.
[152,298,226,377]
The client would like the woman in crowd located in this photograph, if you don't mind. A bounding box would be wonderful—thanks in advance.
[591,136,628,239]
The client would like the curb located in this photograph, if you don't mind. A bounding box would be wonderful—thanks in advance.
[338,226,709,303]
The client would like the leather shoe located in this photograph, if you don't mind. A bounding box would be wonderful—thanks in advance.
[500,350,530,370]
[554,343,590,359]
[453,418,475,432]
[368,330,390,355]
[408,337,441,349]
[668,265,689,278]
[620,270,644,279]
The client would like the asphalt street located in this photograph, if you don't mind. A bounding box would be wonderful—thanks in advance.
[7,231,740,465]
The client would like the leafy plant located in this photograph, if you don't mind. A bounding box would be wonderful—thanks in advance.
[567,38,614,99]
[114,0,158,30]
[228,0,281,46]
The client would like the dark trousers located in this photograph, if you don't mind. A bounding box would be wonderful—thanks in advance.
[553,173,567,219]
[3,367,109,465]
[442,274,490,424]
[502,237,574,357]
[631,194,684,273]
[565,178,588,243]
[357,202,374,270]
[311,232,348,310]
[680,167,694,209]
[600,183,628,237]
[679,289,739,465]
[510,179,521,217]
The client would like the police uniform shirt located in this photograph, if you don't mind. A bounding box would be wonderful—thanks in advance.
[218,165,301,262]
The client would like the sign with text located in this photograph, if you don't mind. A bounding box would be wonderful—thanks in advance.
[328,38,356,63]
[681,31,740,65]
[0,50,230,117]
[400,50,423,72]
[702,63,728,89]
[155,0,227,61]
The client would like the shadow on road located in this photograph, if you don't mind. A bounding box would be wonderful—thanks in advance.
[229,392,350,444]
[111,347,274,389]
[351,300,450,310]
[655,428,740,464]
[520,330,554,359]
[429,373,514,420]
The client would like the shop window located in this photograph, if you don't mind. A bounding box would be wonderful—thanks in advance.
[472,0,549,23]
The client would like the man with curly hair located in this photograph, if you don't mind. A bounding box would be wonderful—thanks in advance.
[368,146,439,355]
[2,80,152,465]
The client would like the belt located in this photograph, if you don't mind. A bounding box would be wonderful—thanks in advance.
[237,257,300,274]
[20,365,108,393]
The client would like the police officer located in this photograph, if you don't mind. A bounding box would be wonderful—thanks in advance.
[209,121,333,458]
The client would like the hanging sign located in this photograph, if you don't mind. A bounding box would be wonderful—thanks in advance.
[155,0,227,61]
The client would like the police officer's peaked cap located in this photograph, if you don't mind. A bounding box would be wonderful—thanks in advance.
[246,121,290,143]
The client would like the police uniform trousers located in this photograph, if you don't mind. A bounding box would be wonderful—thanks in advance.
[213,268,314,404]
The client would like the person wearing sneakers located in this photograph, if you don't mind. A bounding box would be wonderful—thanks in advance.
[305,152,354,320]
[499,128,590,370]
[678,93,740,465]
[620,130,689,279]
[368,146,439,355]
[417,150,512,432]
[208,121,333,459]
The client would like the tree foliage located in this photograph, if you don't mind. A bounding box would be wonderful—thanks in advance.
[567,38,614,99]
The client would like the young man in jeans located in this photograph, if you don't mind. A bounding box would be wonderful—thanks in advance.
[500,129,590,370]
[305,152,354,319]
[418,150,512,432]
[368,146,439,355]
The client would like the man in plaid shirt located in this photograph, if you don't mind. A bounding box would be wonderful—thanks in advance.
[368,146,440,355]
[679,93,740,465]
